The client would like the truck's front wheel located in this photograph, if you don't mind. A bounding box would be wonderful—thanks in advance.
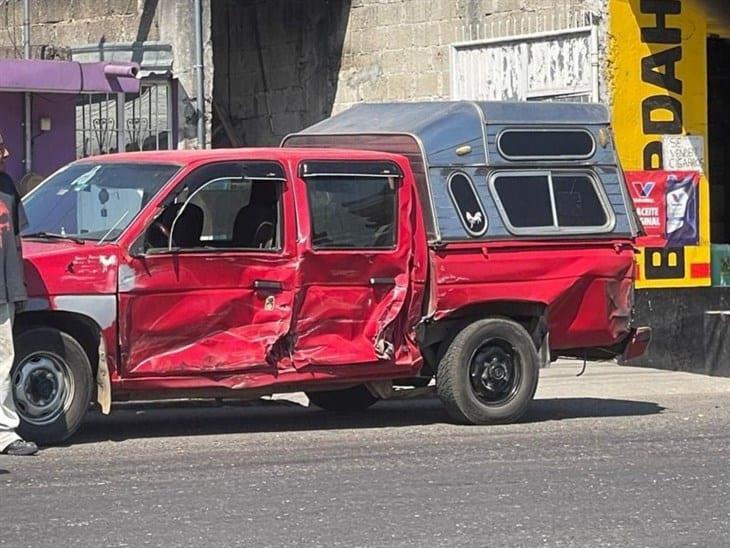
[437,318,539,425]
[11,327,93,445]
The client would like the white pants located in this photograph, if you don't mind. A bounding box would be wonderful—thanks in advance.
[0,303,20,451]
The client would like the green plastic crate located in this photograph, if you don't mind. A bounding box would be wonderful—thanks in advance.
[711,244,730,287]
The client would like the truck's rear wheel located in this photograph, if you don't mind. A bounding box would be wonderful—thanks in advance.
[437,318,539,425]
[11,327,93,445]
[306,385,378,412]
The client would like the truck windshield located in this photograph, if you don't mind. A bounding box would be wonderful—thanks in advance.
[22,163,180,242]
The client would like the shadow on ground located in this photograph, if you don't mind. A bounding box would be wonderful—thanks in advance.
[64,396,665,446]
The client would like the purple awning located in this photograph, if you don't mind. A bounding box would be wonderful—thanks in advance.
[0,59,140,94]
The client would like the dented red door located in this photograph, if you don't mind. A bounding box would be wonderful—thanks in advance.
[290,159,423,369]
[117,161,297,377]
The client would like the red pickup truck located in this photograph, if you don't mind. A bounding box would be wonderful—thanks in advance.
[14,101,649,443]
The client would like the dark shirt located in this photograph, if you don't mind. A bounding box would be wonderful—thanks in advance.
[0,171,27,303]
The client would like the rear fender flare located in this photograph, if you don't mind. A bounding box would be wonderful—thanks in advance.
[421,300,550,366]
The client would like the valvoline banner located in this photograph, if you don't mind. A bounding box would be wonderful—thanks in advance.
[626,171,700,248]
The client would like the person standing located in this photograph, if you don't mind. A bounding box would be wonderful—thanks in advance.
[0,132,38,456]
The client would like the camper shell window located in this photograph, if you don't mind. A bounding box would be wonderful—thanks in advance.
[497,128,596,160]
[447,172,487,237]
[489,170,614,235]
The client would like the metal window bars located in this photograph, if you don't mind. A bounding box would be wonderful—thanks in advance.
[75,80,173,159]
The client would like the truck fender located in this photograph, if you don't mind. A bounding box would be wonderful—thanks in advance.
[19,295,115,414]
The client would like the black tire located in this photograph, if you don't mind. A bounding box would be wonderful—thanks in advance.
[436,318,539,425]
[11,327,93,445]
[306,385,378,412]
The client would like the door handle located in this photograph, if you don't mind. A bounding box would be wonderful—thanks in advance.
[370,277,395,286]
[253,280,283,291]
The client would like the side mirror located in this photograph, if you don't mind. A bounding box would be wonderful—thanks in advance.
[128,238,146,258]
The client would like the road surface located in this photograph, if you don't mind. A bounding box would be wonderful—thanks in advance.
[1,361,728,547]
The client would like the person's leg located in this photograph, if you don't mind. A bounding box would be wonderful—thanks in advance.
[0,302,21,451]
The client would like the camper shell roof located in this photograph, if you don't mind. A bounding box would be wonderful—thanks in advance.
[287,101,611,167]
[284,101,633,243]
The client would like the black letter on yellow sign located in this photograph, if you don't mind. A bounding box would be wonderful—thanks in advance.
[643,141,663,170]
[641,46,682,94]
[642,95,682,134]
[640,0,681,44]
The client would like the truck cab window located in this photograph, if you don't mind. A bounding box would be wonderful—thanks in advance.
[307,176,397,249]
[146,178,281,250]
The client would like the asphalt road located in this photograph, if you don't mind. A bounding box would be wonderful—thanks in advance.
[1,362,729,547]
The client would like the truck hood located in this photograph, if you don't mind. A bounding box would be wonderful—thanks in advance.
[22,239,120,296]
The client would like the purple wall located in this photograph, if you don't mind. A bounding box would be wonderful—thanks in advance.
[0,59,143,182]
[32,94,76,177]
[0,91,77,181]
[0,92,25,182]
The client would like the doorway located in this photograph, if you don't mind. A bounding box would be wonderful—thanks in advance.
[708,38,730,243]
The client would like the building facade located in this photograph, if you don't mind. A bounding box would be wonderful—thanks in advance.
[0,0,728,373]
[0,0,213,161]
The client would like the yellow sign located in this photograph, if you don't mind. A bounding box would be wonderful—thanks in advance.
[609,0,711,288]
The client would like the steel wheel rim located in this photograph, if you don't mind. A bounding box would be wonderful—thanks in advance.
[468,339,521,406]
[12,352,75,426]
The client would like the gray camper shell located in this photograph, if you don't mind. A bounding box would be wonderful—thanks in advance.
[283,101,638,244]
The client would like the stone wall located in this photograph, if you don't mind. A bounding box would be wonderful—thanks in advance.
[213,0,603,147]
[333,0,600,112]
[211,0,351,147]
[0,0,610,150]
[158,0,213,148]
[0,0,151,59]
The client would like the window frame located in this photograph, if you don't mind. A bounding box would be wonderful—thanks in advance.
[496,127,597,161]
[142,161,286,255]
[75,78,176,159]
[302,168,400,252]
[447,170,488,238]
[488,169,615,236]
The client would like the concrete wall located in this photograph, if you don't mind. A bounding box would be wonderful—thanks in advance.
[0,0,612,151]
[211,0,351,147]
[334,0,605,111]
[159,0,213,148]
[633,288,730,377]
[213,0,605,146]
[0,0,153,59]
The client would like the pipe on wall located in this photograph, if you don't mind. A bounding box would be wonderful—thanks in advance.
[194,0,206,148]
[103,64,139,78]
[23,0,32,173]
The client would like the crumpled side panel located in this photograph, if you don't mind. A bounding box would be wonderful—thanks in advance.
[121,289,294,375]
[118,251,297,377]
[289,279,407,366]
[433,242,635,349]
[289,158,427,369]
